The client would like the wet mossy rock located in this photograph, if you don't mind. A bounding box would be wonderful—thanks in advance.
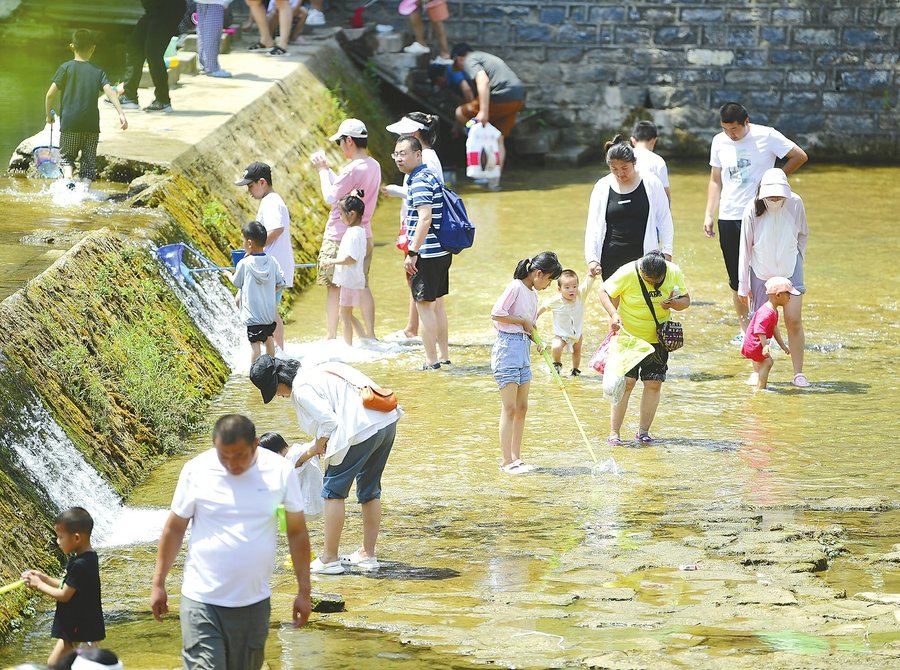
[0,233,229,494]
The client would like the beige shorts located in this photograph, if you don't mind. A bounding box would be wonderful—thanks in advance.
[317,236,374,287]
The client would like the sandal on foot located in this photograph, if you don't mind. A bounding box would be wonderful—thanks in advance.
[248,41,272,51]
[792,373,810,388]
[310,558,345,575]
[634,432,655,444]
[607,436,622,446]
[499,461,530,475]
[340,550,379,571]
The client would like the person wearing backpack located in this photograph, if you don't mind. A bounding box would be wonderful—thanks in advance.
[394,135,451,370]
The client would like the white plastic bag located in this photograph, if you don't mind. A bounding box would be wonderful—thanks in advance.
[465,122,502,179]
[287,442,325,518]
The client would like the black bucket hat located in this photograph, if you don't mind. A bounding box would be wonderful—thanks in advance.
[249,354,278,403]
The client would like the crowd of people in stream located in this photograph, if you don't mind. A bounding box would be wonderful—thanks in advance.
[11,6,819,668]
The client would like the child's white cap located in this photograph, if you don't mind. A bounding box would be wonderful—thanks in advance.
[765,276,801,295]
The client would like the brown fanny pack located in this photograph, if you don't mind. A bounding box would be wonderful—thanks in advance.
[325,369,398,412]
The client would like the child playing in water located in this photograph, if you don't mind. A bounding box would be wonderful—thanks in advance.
[741,276,799,390]
[537,269,595,376]
[21,507,105,666]
[223,220,285,363]
[491,252,563,474]
[319,191,368,346]
[259,432,325,518]
[45,29,128,188]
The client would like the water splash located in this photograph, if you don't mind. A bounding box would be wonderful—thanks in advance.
[591,457,622,477]
[47,180,105,206]
[7,392,166,547]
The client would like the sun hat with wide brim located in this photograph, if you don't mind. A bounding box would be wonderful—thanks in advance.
[249,354,279,403]
[758,167,792,199]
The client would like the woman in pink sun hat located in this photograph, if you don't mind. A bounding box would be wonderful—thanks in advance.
[737,168,811,388]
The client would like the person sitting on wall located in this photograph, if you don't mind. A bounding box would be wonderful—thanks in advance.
[451,43,525,190]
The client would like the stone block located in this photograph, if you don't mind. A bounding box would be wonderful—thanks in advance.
[482,21,510,45]
[787,70,827,87]
[858,6,877,22]
[771,50,810,65]
[681,8,723,23]
[569,5,587,22]
[173,51,198,75]
[728,8,768,23]
[589,6,626,23]
[843,28,891,47]
[551,46,585,63]
[817,51,862,66]
[515,23,553,42]
[878,8,900,25]
[841,69,890,90]
[678,68,723,83]
[510,127,559,155]
[782,92,819,108]
[824,8,856,25]
[597,26,613,45]
[180,32,232,54]
[655,26,696,46]
[687,49,734,67]
[615,26,651,44]
[821,92,882,112]
[557,24,596,44]
[865,51,899,66]
[646,69,676,86]
[711,89,743,107]
[827,115,877,133]
[632,48,685,66]
[760,27,786,46]
[701,25,726,47]
[727,27,757,48]
[793,28,839,48]
[561,62,617,84]
[545,144,595,168]
[744,90,781,109]
[640,7,676,24]
[463,3,529,19]
[370,52,421,87]
[374,31,404,54]
[772,8,806,23]
[724,69,784,87]
[538,7,566,25]
[734,50,766,67]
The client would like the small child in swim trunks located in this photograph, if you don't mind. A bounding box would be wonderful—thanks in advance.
[537,269,595,376]
[741,276,799,390]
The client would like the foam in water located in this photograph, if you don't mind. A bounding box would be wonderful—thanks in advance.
[592,457,622,477]
[47,180,105,207]
[8,392,167,547]
[279,337,417,372]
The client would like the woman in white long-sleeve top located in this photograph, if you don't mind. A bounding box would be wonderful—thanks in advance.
[737,168,810,387]
[250,355,402,575]
[585,136,674,281]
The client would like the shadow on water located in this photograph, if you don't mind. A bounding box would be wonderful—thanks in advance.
[535,465,594,477]
[686,372,736,382]
[356,562,461,581]
[660,437,743,452]
[769,381,870,395]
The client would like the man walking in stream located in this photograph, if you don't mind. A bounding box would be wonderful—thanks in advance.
[150,414,311,669]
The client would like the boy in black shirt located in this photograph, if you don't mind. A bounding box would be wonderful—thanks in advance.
[22,507,105,666]
[45,29,128,187]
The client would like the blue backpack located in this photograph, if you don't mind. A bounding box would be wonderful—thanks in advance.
[431,185,476,254]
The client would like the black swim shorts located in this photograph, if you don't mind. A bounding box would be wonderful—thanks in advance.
[625,343,669,382]
[247,322,277,343]
[410,254,452,303]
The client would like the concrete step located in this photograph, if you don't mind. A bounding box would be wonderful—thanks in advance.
[369,51,430,91]
[544,144,596,168]
[511,127,560,156]
[173,51,198,76]
[181,31,234,55]
[139,66,178,89]
[374,31,405,54]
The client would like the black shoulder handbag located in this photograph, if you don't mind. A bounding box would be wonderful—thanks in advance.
[636,264,684,352]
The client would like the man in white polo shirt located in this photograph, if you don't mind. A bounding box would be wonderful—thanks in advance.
[150,414,311,670]
[703,102,808,341]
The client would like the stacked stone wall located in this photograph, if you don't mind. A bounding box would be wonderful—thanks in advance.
[357,0,900,159]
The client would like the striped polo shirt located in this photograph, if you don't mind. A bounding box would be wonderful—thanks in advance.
[405,164,447,258]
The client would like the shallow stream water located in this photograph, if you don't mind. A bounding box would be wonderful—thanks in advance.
[1,164,899,668]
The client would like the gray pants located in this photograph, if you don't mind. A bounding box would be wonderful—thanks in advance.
[180,596,270,670]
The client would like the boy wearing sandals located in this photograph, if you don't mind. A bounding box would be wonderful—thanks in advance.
[740,277,799,391]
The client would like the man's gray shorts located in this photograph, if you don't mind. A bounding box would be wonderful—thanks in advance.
[181,596,270,670]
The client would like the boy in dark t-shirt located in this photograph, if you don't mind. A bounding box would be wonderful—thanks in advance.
[22,507,105,666]
[45,29,128,186]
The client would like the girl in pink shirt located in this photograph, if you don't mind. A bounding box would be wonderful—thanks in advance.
[490,252,562,474]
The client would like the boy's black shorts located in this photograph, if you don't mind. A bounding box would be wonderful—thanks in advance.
[410,254,452,303]
[247,322,276,343]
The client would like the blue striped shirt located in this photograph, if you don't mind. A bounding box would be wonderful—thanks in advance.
[405,164,447,258]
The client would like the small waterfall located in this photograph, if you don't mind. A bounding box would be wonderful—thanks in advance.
[8,390,166,547]
[156,255,245,370]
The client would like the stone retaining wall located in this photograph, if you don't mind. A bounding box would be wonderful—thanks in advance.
[348,0,900,159]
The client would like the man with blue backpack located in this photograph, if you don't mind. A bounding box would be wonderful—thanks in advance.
[395,134,474,371]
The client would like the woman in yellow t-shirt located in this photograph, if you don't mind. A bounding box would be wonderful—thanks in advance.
[598,250,691,445]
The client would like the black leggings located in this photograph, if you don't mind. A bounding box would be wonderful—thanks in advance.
[122,1,186,103]
[717,219,742,291]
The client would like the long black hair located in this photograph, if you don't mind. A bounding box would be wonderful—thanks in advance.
[406,111,439,147]
[513,251,563,281]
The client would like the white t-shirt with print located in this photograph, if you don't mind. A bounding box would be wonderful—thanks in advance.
[257,192,294,287]
[710,124,795,220]
[332,225,367,289]
[171,447,305,608]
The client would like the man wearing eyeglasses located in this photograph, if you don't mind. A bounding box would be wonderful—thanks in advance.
[311,119,382,341]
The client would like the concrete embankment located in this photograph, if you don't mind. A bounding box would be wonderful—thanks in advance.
[0,37,393,637]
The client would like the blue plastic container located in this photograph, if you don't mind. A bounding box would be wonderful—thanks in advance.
[231,249,246,267]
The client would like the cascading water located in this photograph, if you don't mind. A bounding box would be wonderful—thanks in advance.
[7,389,167,547]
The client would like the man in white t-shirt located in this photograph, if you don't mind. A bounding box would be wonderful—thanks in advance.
[150,414,311,670]
[235,162,295,349]
[702,102,808,337]
[631,120,671,204]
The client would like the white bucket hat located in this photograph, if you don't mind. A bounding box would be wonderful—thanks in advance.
[758,168,791,199]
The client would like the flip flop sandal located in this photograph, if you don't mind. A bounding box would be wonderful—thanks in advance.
[792,373,810,388]
[634,432,655,444]
[607,436,622,446]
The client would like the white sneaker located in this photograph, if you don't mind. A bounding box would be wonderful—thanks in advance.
[730,332,744,346]
[431,55,453,65]
[403,41,430,55]
[306,8,325,25]
[340,550,379,571]
[310,557,345,575]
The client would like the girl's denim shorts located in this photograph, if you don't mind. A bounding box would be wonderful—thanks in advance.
[491,331,532,389]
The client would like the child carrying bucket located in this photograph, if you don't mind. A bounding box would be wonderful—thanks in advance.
[490,252,563,474]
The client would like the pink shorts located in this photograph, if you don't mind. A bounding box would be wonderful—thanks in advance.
[340,287,364,307]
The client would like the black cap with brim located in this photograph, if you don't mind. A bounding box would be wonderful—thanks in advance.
[249,354,278,403]
[235,161,272,186]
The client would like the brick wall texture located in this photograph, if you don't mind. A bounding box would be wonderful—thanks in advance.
[349,0,900,159]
